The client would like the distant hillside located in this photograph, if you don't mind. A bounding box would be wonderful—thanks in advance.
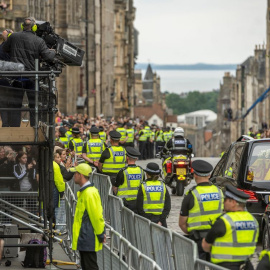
[136,63,237,71]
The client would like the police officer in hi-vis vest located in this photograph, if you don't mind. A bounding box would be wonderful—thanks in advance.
[202,185,259,270]
[114,147,145,212]
[137,162,171,227]
[98,130,126,186]
[179,160,224,261]
[82,126,106,173]
[125,122,135,148]
[68,127,84,156]
[56,127,69,148]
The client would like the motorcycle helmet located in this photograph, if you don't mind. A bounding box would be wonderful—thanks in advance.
[174,127,184,137]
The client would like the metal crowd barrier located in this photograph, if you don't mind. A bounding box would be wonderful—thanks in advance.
[194,259,228,270]
[97,224,162,270]
[92,173,112,221]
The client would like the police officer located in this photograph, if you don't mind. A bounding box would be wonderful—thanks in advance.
[138,125,147,160]
[144,122,151,159]
[247,127,255,138]
[179,160,223,261]
[149,127,155,159]
[99,126,107,142]
[56,127,69,148]
[116,123,127,147]
[82,126,106,172]
[125,122,135,147]
[114,147,144,212]
[63,120,73,141]
[155,126,164,153]
[71,163,105,270]
[98,130,126,186]
[68,127,84,156]
[202,185,259,270]
[137,162,171,227]
[162,127,192,156]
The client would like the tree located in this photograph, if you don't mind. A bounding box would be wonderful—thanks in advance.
[165,91,219,115]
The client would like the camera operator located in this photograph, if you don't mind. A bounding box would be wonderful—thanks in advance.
[2,17,56,127]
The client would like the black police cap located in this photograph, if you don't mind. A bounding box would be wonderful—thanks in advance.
[90,126,99,134]
[99,126,104,131]
[109,130,121,140]
[72,127,80,134]
[192,160,213,177]
[225,185,250,203]
[63,120,72,127]
[127,122,132,127]
[144,162,161,175]
[126,147,140,159]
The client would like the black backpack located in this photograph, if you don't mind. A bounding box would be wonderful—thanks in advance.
[22,239,47,268]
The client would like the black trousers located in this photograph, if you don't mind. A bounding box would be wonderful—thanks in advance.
[125,142,134,148]
[79,251,98,270]
[139,141,146,160]
[149,142,154,159]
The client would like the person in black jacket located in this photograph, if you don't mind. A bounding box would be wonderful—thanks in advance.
[13,151,37,210]
[2,17,56,127]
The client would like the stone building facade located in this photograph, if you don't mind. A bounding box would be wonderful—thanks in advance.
[113,0,137,118]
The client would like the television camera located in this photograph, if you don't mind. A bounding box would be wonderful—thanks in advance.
[35,21,85,69]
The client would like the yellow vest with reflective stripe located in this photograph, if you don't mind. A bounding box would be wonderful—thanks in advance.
[156,130,164,142]
[163,132,170,142]
[168,131,173,140]
[86,139,105,162]
[142,180,166,215]
[187,185,224,232]
[69,138,84,155]
[116,128,127,141]
[56,137,69,148]
[259,250,270,262]
[65,131,73,141]
[126,129,135,143]
[102,146,126,174]
[99,131,106,142]
[151,131,155,141]
[211,211,259,264]
[144,126,151,138]
[117,166,143,201]
[139,129,147,141]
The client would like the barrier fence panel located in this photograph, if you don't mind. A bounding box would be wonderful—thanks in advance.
[151,222,175,270]
[172,231,198,270]
[195,259,229,270]
[0,191,39,223]
[134,214,154,260]
[98,224,162,270]
[92,173,112,221]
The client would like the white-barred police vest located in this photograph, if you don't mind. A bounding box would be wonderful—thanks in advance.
[200,193,220,201]
[235,221,256,230]
[175,140,185,145]
[114,151,125,156]
[128,174,142,181]
[146,186,164,192]
[90,143,102,147]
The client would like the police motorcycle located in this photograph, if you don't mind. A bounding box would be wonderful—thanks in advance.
[157,148,193,196]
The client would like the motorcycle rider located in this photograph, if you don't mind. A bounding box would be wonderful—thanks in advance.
[162,127,192,156]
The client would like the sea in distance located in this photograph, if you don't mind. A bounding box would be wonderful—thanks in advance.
[137,63,237,94]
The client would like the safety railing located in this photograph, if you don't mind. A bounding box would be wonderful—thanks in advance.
[194,259,228,270]
[97,224,162,270]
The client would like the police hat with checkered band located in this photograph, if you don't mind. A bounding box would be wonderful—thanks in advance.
[126,147,140,159]
[144,162,161,175]
[192,160,213,177]
[225,185,250,203]
[109,130,121,140]
[90,126,99,134]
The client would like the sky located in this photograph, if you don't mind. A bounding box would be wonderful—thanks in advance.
[134,0,267,64]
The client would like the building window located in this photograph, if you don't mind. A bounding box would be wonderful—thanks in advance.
[114,46,118,66]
